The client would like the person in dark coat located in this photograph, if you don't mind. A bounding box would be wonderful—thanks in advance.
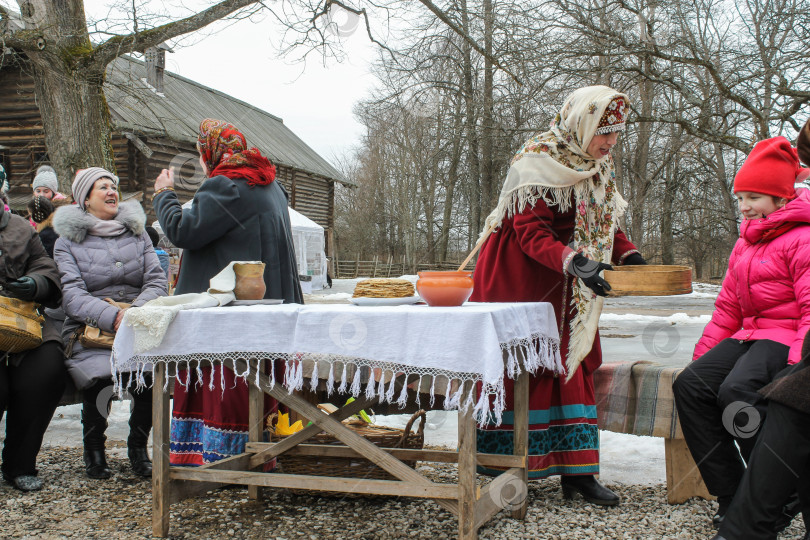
[0,204,66,492]
[711,334,810,540]
[27,196,57,257]
[153,118,302,466]
[54,168,168,480]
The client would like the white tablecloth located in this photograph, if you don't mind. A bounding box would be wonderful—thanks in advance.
[112,302,561,425]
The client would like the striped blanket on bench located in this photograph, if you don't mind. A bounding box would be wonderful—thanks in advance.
[594,361,684,440]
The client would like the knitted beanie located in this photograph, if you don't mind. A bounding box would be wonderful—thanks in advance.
[798,117,810,167]
[72,167,119,210]
[733,137,803,199]
[32,169,59,194]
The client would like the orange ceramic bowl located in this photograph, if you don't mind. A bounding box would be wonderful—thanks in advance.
[416,271,474,307]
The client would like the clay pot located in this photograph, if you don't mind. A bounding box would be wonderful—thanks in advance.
[233,262,267,300]
[415,271,474,307]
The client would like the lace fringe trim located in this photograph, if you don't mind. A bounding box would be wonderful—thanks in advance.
[112,334,561,428]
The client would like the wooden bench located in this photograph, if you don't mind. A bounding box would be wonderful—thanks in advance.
[594,361,713,504]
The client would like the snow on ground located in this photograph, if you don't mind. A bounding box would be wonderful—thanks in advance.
[10,278,720,488]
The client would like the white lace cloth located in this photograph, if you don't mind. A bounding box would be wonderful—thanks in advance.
[120,261,262,353]
[112,302,562,426]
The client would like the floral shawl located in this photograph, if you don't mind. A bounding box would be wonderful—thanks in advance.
[197,119,276,187]
[481,85,630,379]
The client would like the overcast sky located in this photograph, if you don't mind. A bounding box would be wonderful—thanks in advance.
[80,1,380,167]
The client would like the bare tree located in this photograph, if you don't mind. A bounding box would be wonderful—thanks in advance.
[0,0,267,189]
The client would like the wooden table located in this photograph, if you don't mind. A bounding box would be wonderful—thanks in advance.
[116,302,560,539]
[151,359,529,539]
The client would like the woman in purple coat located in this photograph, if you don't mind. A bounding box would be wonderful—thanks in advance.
[54,168,167,480]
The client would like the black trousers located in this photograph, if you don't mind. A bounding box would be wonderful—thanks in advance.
[81,373,152,450]
[0,342,66,479]
[719,391,810,540]
[672,338,789,498]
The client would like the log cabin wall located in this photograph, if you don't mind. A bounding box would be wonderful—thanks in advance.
[0,60,48,199]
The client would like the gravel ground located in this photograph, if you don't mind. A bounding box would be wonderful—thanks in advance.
[2,444,806,539]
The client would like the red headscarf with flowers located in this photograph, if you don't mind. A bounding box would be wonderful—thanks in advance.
[197,119,276,186]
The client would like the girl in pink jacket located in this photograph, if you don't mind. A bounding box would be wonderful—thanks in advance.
[673,136,810,530]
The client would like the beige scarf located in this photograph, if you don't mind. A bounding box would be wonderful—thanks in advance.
[482,86,629,380]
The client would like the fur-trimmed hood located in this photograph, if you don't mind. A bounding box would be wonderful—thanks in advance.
[53,201,146,243]
[36,212,55,233]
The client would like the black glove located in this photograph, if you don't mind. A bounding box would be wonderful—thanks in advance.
[623,253,647,266]
[566,253,613,297]
[5,276,37,301]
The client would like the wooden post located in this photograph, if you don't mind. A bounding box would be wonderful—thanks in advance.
[387,255,393,277]
[152,362,171,538]
[354,254,360,279]
[372,255,378,278]
[458,380,477,539]
[326,228,336,277]
[248,358,264,501]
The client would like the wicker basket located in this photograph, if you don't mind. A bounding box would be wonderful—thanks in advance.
[603,265,692,296]
[0,296,44,353]
[269,409,426,485]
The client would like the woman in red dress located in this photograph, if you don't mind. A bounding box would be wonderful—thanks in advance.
[471,85,646,506]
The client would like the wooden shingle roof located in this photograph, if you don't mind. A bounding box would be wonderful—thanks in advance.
[104,56,351,185]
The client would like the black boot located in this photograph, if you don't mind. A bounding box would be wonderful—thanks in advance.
[713,495,733,529]
[128,447,152,478]
[83,449,112,479]
[127,384,152,478]
[560,475,620,506]
[82,381,113,480]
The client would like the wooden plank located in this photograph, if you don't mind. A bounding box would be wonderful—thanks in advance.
[247,395,373,468]
[511,368,529,519]
[244,442,525,468]
[475,467,524,530]
[665,438,714,503]
[457,381,478,539]
[235,359,459,515]
[152,363,171,538]
[248,359,265,501]
[170,468,460,499]
[170,454,254,504]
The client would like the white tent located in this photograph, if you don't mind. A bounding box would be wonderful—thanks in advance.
[152,204,327,291]
[287,207,327,291]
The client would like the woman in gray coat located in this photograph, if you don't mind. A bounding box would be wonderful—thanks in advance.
[53,168,167,479]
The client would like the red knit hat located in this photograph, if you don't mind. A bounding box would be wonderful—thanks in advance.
[733,137,805,199]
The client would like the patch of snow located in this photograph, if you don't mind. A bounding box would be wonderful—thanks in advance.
[600,312,711,324]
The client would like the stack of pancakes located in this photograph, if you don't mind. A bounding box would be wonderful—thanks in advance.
[352,278,415,298]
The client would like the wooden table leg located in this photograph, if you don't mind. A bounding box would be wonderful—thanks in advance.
[248,358,265,501]
[458,380,477,540]
[511,368,529,519]
[152,362,171,538]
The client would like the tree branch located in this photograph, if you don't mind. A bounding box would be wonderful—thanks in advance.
[415,0,521,85]
[0,5,45,52]
[91,0,261,70]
